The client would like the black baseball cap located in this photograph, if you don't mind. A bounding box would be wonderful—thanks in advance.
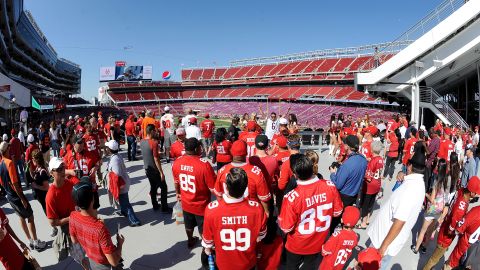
[255,135,269,150]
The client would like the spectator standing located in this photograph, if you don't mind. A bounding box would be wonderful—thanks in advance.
[0,142,46,250]
[227,116,240,142]
[17,128,25,147]
[20,108,28,134]
[106,140,141,227]
[278,154,343,270]
[24,134,38,187]
[368,150,426,270]
[141,110,156,139]
[383,130,399,181]
[329,135,368,232]
[200,113,215,157]
[124,114,137,161]
[172,138,216,248]
[169,127,186,162]
[277,134,302,192]
[39,124,51,164]
[181,109,195,128]
[202,168,267,270]
[461,146,476,188]
[211,128,232,171]
[140,124,171,213]
[49,121,61,157]
[239,121,259,158]
[70,182,125,269]
[9,131,25,187]
[185,117,202,141]
[265,112,279,140]
[160,106,176,161]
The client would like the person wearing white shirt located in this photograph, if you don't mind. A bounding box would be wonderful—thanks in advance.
[265,112,279,140]
[20,108,28,134]
[160,106,176,157]
[181,109,195,128]
[368,150,426,270]
[49,122,61,157]
[17,129,25,146]
[185,117,202,141]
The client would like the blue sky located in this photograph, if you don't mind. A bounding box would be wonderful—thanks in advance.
[24,0,440,100]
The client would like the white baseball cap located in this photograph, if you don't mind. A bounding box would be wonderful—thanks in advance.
[105,140,119,151]
[164,106,170,112]
[69,116,73,120]
[27,134,35,143]
[279,118,289,125]
[0,142,8,153]
[2,134,7,141]
[48,157,64,172]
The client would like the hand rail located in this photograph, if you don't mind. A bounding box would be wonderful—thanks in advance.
[419,86,468,128]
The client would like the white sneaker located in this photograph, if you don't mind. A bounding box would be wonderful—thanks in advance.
[34,239,47,250]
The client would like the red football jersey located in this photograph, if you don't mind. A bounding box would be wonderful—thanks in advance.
[438,190,470,248]
[278,157,293,191]
[212,140,232,163]
[364,156,384,195]
[63,150,96,186]
[169,141,185,160]
[202,197,267,270]
[402,137,418,165]
[83,133,101,164]
[239,131,258,158]
[274,151,290,166]
[200,119,215,138]
[438,139,455,162]
[214,163,271,203]
[319,229,358,270]
[360,141,372,160]
[457,205,480,245]
[386,119,397,133]
[172,155,216,216]
[249,155,280,190]
[278,178,343,255]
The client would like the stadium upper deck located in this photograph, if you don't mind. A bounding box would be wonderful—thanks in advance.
[0,0,81,96]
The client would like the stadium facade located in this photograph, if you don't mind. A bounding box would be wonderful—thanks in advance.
[0,0,81,110]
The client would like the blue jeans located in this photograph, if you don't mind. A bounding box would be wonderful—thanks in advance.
[16,159,25,185]
[118,193,140,225]
[380,255,393,270]
[127,136,137,161]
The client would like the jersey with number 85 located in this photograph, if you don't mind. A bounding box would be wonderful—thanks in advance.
[278,178,343,255]
[202,198,267,270]
[319,229,358,270]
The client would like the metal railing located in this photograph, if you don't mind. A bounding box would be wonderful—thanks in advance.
[419,87,468,128]
[359,0,466,71]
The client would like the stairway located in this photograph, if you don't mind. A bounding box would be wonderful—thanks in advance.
[419,87,468,129]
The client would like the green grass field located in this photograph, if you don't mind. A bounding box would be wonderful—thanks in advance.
[195,117,232,129]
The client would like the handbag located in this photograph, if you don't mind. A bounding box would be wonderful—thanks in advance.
[23,248,42,270]
[426,188,446,215]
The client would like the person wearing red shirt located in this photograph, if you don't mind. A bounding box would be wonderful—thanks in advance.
[386,117,398,133]
[239,121,259,158]
[319,206,360,270]
[402,129,418,168]
[360,132,373,161]
[438,133,455,162]
[278,134,301,192]
[249,135,280,194]
[125,114,137,161]
[273,136,290,166]
[423,176,480,270]
[278,154,343,269]
[214,140,271,214]
[211,128,232,171]
[84,122,102,180]
[70,181,124,269]
[445,205,480,269]
[9,129,25,184]
[173,138,216,248]
[269,123,289,155]
[384,131,399,181]
[200,113,215,157]
[202,167,267,270]
[356,247,382,270]
[358,141,384,229]
[0,208,32,270]
[169,127,186,161]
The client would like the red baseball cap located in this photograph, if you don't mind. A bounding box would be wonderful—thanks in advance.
[10,128,15,135]
[357,248,381,270]
[205,113,210,118]
[246,121,256,131]
[467,176,480,194]
[231,140,247,157]
[189,117,197,124]
[277,136,288,148]
[342,206,360,227]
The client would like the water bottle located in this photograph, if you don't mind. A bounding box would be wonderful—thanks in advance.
[208,254,215,270]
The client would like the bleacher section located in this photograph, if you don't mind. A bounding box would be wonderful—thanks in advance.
[125,102,391,129]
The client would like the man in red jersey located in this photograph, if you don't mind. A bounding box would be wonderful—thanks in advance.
[239,121,259,158]
[212,128,232,171]
[402,128,417,172]
[277,134,301,192]
[360,131,373,161]
[273,136,290,166]
[161,106,175,162]
[169,127,186,161]
[173,138,216,248]
[423,176,480,270]
[319,206,360,270]
[0,207,33,270]
[125,114,137,161]
[202,167,267,270]
[278,154,343,270]
[438,133,455,162]
[214,140,271,214]
[386,115,399,133]
[83,122,102,183]
[444,205,480,269]
[200,113,215,157]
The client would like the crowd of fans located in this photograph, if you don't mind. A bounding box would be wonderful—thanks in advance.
[0,106,480,270]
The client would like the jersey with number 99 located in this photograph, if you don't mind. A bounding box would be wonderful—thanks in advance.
[278,178,343,255]
[172,155,216,216]
[319,229,358,270]
[202,198,267,270]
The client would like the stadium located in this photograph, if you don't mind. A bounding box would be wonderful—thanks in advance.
[1,0,480,270]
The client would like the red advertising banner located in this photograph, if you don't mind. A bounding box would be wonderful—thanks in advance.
[115,61,126,67]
